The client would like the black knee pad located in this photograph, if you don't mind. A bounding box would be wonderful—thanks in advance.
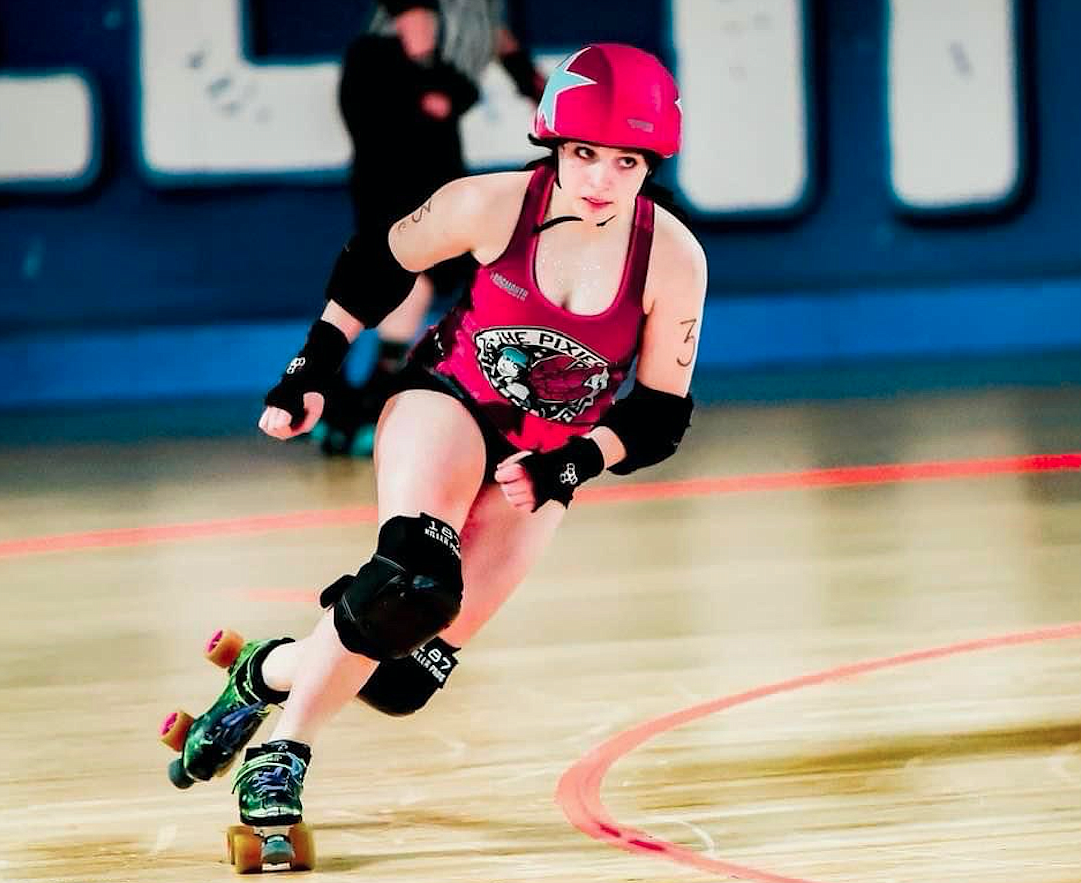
[320,514,463,661]
[358,636,460,716]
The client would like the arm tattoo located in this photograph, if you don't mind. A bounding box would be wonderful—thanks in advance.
[397,198,433,233]
[676,318,697,367]
[410,198,433,224]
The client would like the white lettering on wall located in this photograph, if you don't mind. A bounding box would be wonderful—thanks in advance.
[671,0,811,215]
[136,0,349,183]
[887,0,1021,210]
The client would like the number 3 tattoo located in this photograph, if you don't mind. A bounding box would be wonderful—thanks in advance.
[677,318,697,367]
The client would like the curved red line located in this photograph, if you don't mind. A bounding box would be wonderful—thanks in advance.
[2,452,1079,559]
[556,622,1081,882]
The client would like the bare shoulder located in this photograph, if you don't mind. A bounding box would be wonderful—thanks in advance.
[435,169,528,208]
[460,171,535,264]
[468,169,535,202]
[644,205,708,313]
[389,170,533,271]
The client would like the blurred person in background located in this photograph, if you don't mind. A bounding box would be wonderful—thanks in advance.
[314,0,546,457]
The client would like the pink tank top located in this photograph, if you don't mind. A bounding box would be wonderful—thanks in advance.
[428,164,654,453]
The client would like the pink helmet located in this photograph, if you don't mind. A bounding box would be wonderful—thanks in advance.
[532,44,682,158]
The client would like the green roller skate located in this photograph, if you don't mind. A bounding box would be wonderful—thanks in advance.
[227,740,314,870]
[159,629,292,789]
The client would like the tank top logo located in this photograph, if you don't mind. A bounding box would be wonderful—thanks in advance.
[490,271,529,301]
[474,326,612,423]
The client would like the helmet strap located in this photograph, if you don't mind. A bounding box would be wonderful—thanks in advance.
[534,215,581,234]
[534,213,619,233]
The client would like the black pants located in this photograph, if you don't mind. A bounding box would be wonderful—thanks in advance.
[339,35,476,296]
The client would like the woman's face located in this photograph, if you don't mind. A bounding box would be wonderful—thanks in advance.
[556,142,650,218]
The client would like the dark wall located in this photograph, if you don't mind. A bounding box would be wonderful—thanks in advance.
[1,0,1078,339]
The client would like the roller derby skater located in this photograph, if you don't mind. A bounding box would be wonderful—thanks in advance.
[161,43,704,875]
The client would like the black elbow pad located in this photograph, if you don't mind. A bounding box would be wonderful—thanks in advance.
[598,382,694,475]
[324,234,418,329]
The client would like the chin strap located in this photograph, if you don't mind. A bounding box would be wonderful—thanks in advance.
[534,213,620,234]
[534,215,581,234]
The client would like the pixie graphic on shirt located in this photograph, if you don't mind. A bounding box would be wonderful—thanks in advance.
[475,327,612,423]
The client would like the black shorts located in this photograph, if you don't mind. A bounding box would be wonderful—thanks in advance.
[389,355,518,483]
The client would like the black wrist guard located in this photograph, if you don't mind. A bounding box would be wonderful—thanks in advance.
[500,49,543,101]
[325,234,418,329]
[264,320,350,426]
[519,436,605,511]
[599,381,694,475]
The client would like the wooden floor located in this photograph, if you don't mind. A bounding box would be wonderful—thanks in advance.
[3,371,1081,883]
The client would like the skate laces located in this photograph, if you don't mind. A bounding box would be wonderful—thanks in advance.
[208,703,268,748]
[250,765,291,795]
[232,751,305,796]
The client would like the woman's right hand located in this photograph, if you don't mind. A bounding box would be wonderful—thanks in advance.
[259,391,325,440]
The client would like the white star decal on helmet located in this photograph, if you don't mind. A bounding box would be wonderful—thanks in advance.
[537,48,598,130]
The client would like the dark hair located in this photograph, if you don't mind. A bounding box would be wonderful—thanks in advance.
[524,140,691,226]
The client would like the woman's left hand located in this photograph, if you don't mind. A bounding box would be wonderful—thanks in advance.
[494,450,537,512]
[495,437,606,512]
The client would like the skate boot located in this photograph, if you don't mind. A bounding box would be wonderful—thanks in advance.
[226,740,314,871]
[311,366,397,457]
[159,630,292,790]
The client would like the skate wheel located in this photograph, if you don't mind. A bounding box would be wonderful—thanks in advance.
[288,823,315,871]
[167,757,195,789]
[205,629,245,668]
[160,710,194,752]
[229,828,263,874]
[225,825,250,864]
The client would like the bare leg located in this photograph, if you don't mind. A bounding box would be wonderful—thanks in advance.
[265,611,374,744]
[260,465,565,694]
[446,483,565,647]
[377,274,434,348]
[264,390,486,744]
[260,638,306,694]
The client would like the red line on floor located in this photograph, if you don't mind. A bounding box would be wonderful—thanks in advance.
[3,451,1079,559]
[578,451,1081,503]
[555,622,1081,883]
[0,506,378,558]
